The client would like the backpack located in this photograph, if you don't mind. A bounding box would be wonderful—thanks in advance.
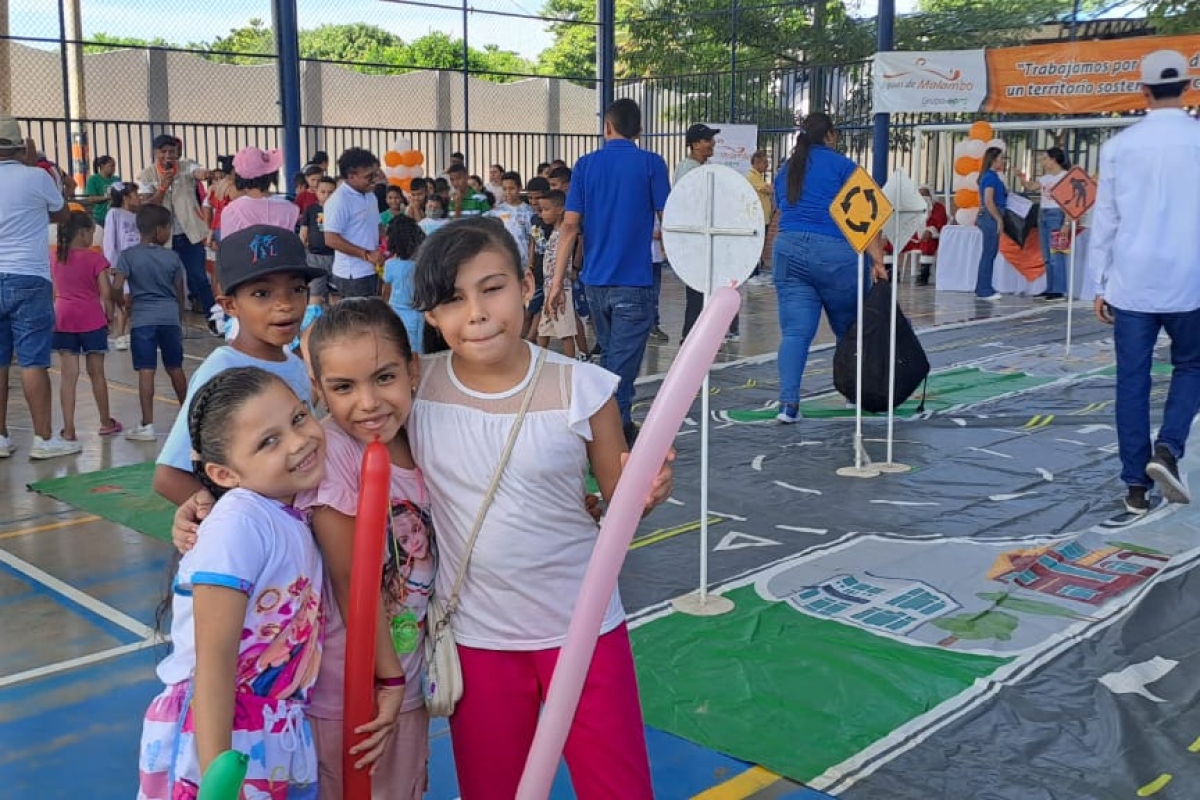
[833,280,930,413]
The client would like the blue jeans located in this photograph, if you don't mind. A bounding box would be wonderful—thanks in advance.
[1113,306,1200,487]
[1039,207,1068,295]
[773,231,864,405]
[652,262,664,327]
[975,214,999,297]
[173,233,214,311]
[0,273,54,368]
[585,285,655,427]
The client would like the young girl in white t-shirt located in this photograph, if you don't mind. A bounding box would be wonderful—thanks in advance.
[408,216,669,800]
[101,181,141,350]
[137,367,326,800]
[296,298,434,799]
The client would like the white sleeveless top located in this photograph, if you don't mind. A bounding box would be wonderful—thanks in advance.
[410,343,624,650]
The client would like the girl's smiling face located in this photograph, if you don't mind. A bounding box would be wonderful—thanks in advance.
[315,330,419,448]
[206,380,326,501]
[424,248,531,370]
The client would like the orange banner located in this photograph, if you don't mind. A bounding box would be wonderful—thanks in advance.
[984,34,1200,114]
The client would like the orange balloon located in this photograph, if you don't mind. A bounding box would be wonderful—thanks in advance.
[954,188,980,208]
[411,151,425,166]
[954,156,981,176]
[397,177,413,191]
[398,151,421,168]
[384,151,404,167]
[969,121,993,142]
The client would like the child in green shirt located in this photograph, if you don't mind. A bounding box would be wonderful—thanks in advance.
[84,156,120,227]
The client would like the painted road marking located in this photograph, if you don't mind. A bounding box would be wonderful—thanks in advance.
[776,525,830,536]
[773,482,822,495]
[1023,414,1055,431]
[0,639,157,689]
[0,549,154,638]
[1137,774,1172,796]
[1189,735,1200,753]
[0,514,100,541]
[690,765,780,799]
[714,532,781,552]
[630,518,724,551]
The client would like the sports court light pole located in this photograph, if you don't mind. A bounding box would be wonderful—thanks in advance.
[871,0,895,185]
[597,0,616,128]
[273,0,302,194]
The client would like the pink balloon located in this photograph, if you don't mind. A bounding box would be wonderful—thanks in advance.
[515,286,742,800]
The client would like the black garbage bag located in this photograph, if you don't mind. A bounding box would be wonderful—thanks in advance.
[833,281,931,413]
[1003,201,1039,247]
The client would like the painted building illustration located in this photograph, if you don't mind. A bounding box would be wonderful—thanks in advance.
[785,573,959,634]
[986,540,1168,605]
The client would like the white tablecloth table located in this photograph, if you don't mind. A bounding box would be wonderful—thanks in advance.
[934,224,1094,299]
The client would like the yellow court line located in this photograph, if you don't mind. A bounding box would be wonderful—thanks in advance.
[630,517,723,551]
[690,766,781,800]
[0,514,100,541]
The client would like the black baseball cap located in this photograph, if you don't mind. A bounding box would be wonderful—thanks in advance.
[217,225,326,294]
[686,123,721,145]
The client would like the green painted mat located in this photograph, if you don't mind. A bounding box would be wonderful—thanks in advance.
[28,461,176,544]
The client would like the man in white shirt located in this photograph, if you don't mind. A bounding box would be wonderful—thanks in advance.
[0,115,77,459]
[1089,49,1200,516]
[323,147,385,297]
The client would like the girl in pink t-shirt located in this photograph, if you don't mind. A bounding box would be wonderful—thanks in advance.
[296,298,433,799]
[52,211,121,440]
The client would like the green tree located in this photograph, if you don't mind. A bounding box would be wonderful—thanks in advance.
[207,18,276,63]
[932,608,1019,647]
[83,33,173,54]
[1139,0,1200,34]
[299,23,403,64]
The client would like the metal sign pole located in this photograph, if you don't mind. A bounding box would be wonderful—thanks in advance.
[877,210,910,474]
[837,251,878,478]
[1066,218,1077,357]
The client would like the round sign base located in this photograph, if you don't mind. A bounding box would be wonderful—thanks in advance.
[875,462,912,474]
[671,592,735,617]
[836,465,882,479]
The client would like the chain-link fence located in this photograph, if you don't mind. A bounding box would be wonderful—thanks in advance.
[1,0,1132,191]
[2,0,603,184]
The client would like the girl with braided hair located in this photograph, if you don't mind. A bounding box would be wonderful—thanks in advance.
[137,366,328,800]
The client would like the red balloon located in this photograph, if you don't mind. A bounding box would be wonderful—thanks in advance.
[343,439,391,799]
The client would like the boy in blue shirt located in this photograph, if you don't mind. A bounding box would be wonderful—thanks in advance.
[152,224,326,505]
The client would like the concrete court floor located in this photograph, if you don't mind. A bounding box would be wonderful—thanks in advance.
[0,268,1042,800]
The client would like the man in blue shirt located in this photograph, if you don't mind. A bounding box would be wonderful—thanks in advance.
[548,99,670,445]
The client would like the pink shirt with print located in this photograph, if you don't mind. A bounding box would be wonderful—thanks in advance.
[295,419,435,718]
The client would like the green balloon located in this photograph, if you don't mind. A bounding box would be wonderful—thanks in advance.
[197,750,248,800]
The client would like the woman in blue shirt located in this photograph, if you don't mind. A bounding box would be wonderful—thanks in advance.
[976,146,1009,300]
[771,113,887,423]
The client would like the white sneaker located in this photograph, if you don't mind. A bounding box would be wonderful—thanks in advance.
[0,435,14,458]
[30,435,82,460]
[126,423,157,442]
[116,335,130,351]
[978,293,1002,301]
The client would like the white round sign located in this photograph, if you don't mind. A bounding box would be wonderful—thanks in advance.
[662,163,764,294]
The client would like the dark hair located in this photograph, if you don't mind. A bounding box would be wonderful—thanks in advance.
[303,164,324,177]
[548,166,572,182]
[981,146,1005,174]
[92,155,115,172]
[386,185,406,198]
[490,163,504,172]
[307,297,413,380]
[446,163,467,176]
[235,172,275,193]
[426,194,447,210]
[317,175,336,188]
[337,147,379,179]
[216,154,235,174]
[469,174,483,185]
[386,214,426,260]
[1149,80,1189,100]
[550,159,567,169]
[108,181,140,209]
[56,210,95,262]
[605,99,642,139]
[536,162,551,174]
[151,134,179,152]
[785,112,835,205]
[1045,147,1070,170]
[136,204,173,236]
[410,177,428,192]
[526,176,550,193]
[308,150,329,167]
[413,216,521,317]
[187,366,290,500]
[451,151,465,161]
[434,177,450,193]
[751,149,767,162]
[541,189,566,208]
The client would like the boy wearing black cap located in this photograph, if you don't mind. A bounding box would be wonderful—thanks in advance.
[152,224,326,506]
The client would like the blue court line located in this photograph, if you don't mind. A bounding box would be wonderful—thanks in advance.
[774,789,839,799]
[0,561,142,645]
